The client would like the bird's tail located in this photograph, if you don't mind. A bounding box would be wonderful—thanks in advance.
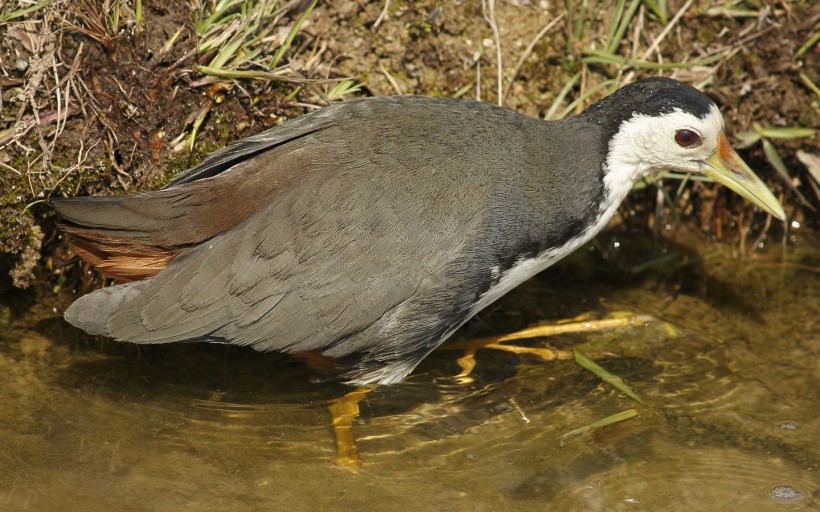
[53,195,180,281]
[64,280,149,336]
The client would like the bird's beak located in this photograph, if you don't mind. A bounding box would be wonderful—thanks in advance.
[701,132,786,220]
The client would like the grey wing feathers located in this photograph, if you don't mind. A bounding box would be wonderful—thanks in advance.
[51,104,342,247]
[166,103,345,186]
[60,96,525,383]
[98,197,436,352]
[51,190,199,245]
[83,164,482,383]
[64,280,150,336]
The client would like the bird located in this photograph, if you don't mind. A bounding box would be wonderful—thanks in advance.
[53,77,786,386]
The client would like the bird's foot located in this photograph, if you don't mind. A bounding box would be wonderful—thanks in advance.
[447,313,653,383]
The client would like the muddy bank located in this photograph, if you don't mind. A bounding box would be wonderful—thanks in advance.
[0,0,817,293]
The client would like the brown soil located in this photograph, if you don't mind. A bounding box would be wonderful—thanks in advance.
[0,0,818,292]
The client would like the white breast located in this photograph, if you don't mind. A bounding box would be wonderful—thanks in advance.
[469,157,639,317]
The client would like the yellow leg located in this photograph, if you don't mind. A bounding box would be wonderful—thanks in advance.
[327,386,373,472]
[453,349,478,384]
[444,314,653,380]
[324,314,653,468]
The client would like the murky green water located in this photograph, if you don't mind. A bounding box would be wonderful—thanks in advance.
[1,230,817,511]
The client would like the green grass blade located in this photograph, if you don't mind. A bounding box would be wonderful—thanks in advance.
[583,50,723,69]
[567,0,590,51]
[200,0,244,33]
[198,17,240,52]
[574,350,645,404]
[762,138,792,182]
[555,79,615,119]
[135,0,142,27]
[188,105,211,150]
[1,0,54,21]
[634,171,714,189]
[704,6,759,17]
[453,83,474,98]
[544,72,580,120]
[659,179,682,223]
[561,408,639,437]
[798,72,820,101]
[209,35,246,69]
[642,0,668,23]
[762,138,816,210]
[605,0,628,53]
[673,171,691,201]
[271,0,317,69]
[110,1,120,35]
[327,79,363,100]
[756,127,816,140]
[195,65,334,84]
[734,130,762,149]
[606,0,641,54]
[796,31,819,57]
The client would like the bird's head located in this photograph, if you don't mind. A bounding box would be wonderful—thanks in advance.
[587,77,786,220]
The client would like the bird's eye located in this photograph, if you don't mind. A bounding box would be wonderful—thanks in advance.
[674,129,701,148]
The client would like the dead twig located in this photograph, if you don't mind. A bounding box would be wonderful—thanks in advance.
[105,129,132,191]
[503,13,565,104]
[372,0,390,32]
[379,62,404,95]
[0,106,79,147]
[481,0,503,106]
[640,0,695,61]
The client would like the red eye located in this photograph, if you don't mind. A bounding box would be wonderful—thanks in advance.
[675,129,701,148]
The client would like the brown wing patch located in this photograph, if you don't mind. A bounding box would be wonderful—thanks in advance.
[62,227,181,282]
[293,351,339,374]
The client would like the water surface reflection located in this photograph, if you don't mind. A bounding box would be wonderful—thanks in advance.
[1,232,816,511]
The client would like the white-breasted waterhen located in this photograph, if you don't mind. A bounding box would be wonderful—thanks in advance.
[53,77,786,385]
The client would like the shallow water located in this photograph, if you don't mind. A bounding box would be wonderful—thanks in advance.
[1,230,817,511]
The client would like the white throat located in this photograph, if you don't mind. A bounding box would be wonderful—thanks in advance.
[462,105,726,353]
[468,162,638,318]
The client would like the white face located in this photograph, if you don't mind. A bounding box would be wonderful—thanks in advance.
[605,103,724,184]
[600,101,786,221]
